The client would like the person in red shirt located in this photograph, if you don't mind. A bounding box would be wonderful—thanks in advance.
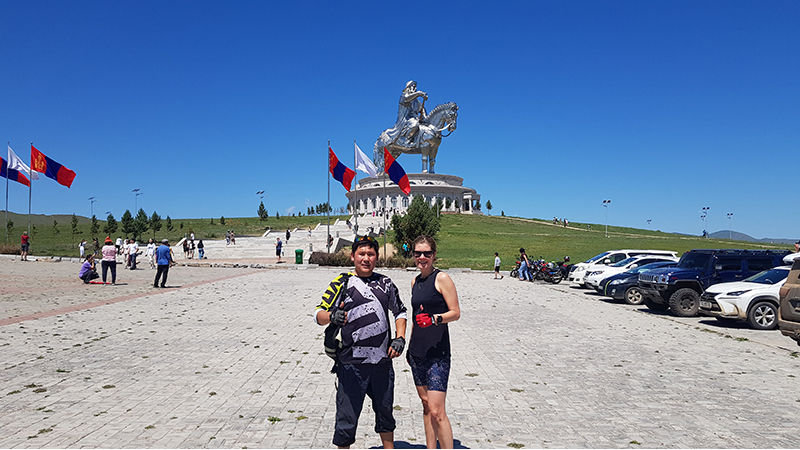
[20,232,30,261]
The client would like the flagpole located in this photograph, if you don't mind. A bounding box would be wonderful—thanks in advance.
[5,142,9,244]
[382,168,387,262]
[327,140,330,254]
[28,143,33,237]
[353,140,358,235]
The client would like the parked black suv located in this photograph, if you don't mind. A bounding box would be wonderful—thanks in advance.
[638,249,790,317]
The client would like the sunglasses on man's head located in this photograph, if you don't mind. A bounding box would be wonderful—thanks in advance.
[354,236,377,243]
[413,251,434,258]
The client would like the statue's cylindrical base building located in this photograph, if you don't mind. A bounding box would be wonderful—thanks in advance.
[346,173,481,216]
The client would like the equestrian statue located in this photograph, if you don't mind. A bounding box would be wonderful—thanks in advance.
[373,80,458,174]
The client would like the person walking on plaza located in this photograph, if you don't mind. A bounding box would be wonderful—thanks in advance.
[518,247,532,282]
[154,239,174,288]
[128,239,139,270]
[79,239,86,259]
[146,238,157,269]
[494,252,503,279]
[101,237,117,285]
[92,237,100,257]
[197,239,204,259]
[20,231,30,261]
[408,235,461,449]
[314,236,407,449]
[275,237,283,263]
[78,254,100,283]
[285,228,291,243]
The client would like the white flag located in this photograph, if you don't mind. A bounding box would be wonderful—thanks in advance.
[354,142,378,177]
[7,145,38,180]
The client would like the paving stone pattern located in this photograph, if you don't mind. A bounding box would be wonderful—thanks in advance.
[1,263,800,448]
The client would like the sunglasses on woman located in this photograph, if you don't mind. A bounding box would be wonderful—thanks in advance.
[413,251,434,258]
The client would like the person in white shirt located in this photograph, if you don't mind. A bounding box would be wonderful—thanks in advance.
[494,252,503,279]
[146,239,157,269]
[128,239,139,270]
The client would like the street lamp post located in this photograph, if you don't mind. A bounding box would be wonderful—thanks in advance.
[701,206,710,238]
[88,197,98,218]
[602,200,611,237]
[727,213,733,240]
[133,189,143,212]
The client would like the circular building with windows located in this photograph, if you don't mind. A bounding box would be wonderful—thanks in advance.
[346,173,482,216]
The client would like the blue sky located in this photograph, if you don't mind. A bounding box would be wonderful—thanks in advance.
[1,1,798,239]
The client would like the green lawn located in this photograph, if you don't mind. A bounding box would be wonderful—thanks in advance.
[2,211,788,269]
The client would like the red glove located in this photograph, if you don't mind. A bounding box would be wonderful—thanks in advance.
[416,313,434,328]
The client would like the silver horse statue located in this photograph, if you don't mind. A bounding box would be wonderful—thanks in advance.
[373,81,458,174]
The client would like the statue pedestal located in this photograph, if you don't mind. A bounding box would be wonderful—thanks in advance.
[345,173,482,216]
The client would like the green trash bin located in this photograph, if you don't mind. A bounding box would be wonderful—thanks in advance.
[295,249,304,264]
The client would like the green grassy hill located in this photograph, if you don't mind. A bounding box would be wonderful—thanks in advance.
[431,214,787,270]
[2,211,789,268]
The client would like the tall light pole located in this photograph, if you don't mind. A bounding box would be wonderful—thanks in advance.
[133,189,142,212]
[701,206,710,238]
[88,197,98,218]
[727,212,733,239]
[602,200,611,237]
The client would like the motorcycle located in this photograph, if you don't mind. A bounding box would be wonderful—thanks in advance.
[510,260,521,278]
[531,259,563,284]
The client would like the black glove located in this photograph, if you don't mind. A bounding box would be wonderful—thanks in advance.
[330,309,347,327]
[390,336,405,355]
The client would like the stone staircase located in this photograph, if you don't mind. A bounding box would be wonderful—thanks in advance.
[176,215,392,263]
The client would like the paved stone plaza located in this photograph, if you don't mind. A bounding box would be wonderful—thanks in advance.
[1,258,800,448]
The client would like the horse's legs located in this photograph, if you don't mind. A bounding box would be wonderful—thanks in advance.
[422,154,428,173]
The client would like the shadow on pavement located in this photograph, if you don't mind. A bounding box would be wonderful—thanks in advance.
[373,439,468,449]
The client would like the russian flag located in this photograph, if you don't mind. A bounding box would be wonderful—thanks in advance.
[31,144,76,188]
[0,157,31,187]
[384,148,410,195]
[329,147,355,191]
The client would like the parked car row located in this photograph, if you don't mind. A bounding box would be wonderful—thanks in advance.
[569,249,800,338]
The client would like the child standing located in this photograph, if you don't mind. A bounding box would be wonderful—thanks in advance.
[494,252,504,279]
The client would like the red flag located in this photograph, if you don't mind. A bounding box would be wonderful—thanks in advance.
[384,148,410,195]
[329,147,355,191]
[31,145,76,188]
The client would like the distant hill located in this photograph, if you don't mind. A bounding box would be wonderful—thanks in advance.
[708,230,796,245]
[0,210,92,225]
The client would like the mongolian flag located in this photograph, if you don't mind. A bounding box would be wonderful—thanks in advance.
[0,157,30,187]
[383,147,410,195]
[31,144,76,188]
[329,147,355,191]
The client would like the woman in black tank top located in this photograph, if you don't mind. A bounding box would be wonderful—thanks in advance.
[408,235,461,449]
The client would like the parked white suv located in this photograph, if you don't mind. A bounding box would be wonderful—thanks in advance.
[585,254,679,291]
[569,249,679,288]
[698,266,790,330]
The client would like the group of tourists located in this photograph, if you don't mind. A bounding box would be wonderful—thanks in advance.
[182,238,204,259]
[76,236,175,287]
[225,230,236,245]
[315,234,460,448]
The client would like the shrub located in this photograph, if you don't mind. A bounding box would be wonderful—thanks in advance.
[308,251,352,266]
[378,255,414,268]
[0,243,20,255]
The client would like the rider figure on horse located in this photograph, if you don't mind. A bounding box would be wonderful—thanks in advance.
[396,80,429,148]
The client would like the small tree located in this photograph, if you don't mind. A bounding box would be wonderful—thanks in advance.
[149,211,162,239]
[445,198,452,209]
[53,219,60,235]
[180,222,184,230]
[275,211,280,220]
[210,217,214,225]
[257,201,268,222]
[104,213,118,236]
[486,200,493,215]
[6,220,13,239]
[390,195,441,250]
[91,215,100,236]
[166,216,174,232]
[454,199,460,211]
[501,211,505,216]
[120,210,134,237]
[220,216,225,225]
[133,208,149,241]
[71,213,79,244]
[474,200,481,211]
